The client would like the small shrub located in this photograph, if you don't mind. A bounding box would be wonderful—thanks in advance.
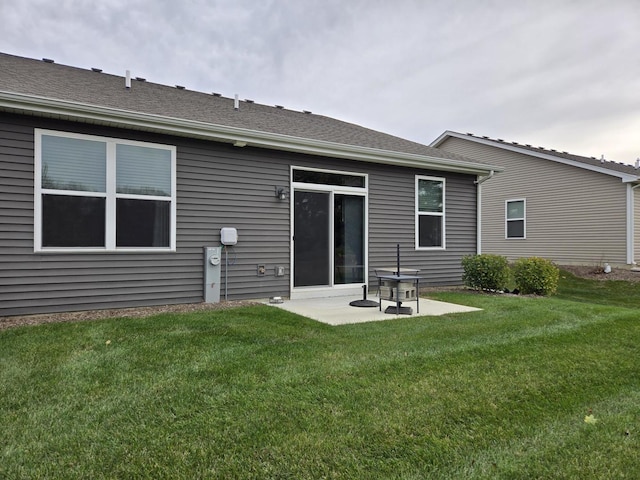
[513,257,559,296]
[461,254,510,291]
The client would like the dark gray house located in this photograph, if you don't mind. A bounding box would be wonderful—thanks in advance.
[0,52,498,316]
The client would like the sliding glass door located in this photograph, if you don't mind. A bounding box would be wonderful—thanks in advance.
[293,191,331,287]
[334,194,364,285]
[293,182,366,289]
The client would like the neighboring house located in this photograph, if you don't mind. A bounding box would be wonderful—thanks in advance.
[431,131,640,268]
[0,53,499,317]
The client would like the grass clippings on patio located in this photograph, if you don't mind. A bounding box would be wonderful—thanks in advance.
[1,274,639,479]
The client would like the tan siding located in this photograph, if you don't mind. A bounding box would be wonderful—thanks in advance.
[440,137,629,266]
[635,187,640,264]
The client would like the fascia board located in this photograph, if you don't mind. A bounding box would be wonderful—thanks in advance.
[0,91,499,175]
[429,130,456,147]
[432,130,639,182]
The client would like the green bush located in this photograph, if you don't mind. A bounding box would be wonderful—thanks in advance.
[461,254,510,291]
[513,257,559,296]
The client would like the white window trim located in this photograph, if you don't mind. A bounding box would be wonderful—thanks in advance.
[34,129,177,253]
[505,198,526,240]
[291,166,368,192]
[415,175,446,250]
[290,166,369,297]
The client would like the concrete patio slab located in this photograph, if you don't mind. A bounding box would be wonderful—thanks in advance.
[265,295,481,325]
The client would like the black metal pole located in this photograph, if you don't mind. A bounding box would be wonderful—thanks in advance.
[396,243,400,276]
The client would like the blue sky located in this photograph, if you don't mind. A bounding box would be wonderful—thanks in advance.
[2,0,639,163]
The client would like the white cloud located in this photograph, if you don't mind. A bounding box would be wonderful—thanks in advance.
[1,0,639,162]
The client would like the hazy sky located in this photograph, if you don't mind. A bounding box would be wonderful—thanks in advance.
[2,0,639,163]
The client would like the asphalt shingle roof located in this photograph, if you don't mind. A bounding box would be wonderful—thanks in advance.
[0,52,479,165]
[454,132,640,177]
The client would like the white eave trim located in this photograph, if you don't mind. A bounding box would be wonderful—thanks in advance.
[431,130,640,183]
[0,91,500,175]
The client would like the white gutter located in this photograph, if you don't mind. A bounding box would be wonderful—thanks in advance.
[0,91,501,176]
[432,130,639,182]
[475,170,495,185]
[627,183,640,265]
[475,171,497,254]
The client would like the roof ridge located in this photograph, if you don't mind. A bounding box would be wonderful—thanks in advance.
[0,51,500,174]
[454,131,639,173]
[0,52,325,114]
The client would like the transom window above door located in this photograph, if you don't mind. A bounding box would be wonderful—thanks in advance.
[292,168,366,188]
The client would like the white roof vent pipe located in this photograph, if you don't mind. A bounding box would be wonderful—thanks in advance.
[125,70,131,89]
[234,94,239,111]
[635,158,640,169]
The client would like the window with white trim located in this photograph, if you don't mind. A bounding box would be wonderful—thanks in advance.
[506,199,525,239]
[415,176,445,249]
[35,130,176,252]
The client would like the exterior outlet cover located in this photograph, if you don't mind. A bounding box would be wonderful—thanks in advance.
[257,265,266,276]
[275,266,285,276]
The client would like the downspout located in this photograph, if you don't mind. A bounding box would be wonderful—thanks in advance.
[627,182,640,265]
[475,170,495,254]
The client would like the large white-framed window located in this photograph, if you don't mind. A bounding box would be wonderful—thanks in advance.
[506,198,526,239]
[415,175,445,249]
[34,129,177,252]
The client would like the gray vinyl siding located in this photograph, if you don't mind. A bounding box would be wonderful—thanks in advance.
[440,137,629,266]
[0,114,291,316]
[368,166,476,286]
[1,112,478,316]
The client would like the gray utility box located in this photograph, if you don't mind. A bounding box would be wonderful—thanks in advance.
[204,246,222,303]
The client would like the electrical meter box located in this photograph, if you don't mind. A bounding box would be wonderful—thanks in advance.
[203,246,222,303]
[220,227,238,245]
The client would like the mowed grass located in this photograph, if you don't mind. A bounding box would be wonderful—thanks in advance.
[1,272,639,479]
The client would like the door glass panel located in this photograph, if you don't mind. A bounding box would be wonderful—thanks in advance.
[294,191,330,287]
[334,195,364,284]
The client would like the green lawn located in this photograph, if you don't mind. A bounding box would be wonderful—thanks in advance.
[1,272,639,479]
